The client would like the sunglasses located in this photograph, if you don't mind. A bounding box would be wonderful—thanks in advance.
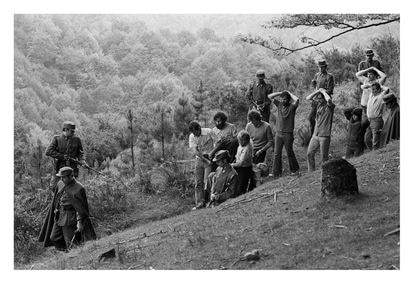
[63,128,75,132]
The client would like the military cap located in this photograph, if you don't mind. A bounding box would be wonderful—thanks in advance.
[62,121,76,130]
[383,93,397,103]
[56,166,74,177]
[256,70,266,78]
[352,107,363,117]
[365,49,374,56]
[317,60,327,67]
[212,150,231,162]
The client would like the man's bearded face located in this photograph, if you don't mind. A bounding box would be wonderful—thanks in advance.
[215,118,225,130]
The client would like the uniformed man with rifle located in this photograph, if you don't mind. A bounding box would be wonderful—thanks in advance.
[46,121,88,191]
[246,70,274,123]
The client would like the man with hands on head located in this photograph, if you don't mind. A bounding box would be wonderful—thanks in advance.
[306,88,335,172]
[268,90,300,178]
[308,60,334,135]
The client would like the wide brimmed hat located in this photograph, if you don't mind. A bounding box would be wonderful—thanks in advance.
[56,166,74,177]
[213,150,231,162]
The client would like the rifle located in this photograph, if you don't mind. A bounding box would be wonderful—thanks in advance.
[248,96,265,112]
[67,157,132,191]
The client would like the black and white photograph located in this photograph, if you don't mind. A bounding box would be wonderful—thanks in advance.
[4,0,410,281]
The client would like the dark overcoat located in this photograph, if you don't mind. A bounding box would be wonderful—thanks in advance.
[38,179,96,248]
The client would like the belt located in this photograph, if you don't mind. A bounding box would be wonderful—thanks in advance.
[60,204,75,211]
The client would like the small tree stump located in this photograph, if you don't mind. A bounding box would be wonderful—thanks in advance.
[321,158,358,196]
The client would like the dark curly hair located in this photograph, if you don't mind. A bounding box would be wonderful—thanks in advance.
[188,121,201,132]
[247,110,262,122]
[213,111,228,122]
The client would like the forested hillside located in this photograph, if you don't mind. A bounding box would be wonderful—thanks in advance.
[14,14,399,265]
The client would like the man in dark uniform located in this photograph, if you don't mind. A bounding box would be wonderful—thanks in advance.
[308,60,335,135]
[46,121,87,191]
[205,150,238,208]
[358,49,383,72]
[380,93,400,147]
[38,167,96,251]
[247,70,273,123]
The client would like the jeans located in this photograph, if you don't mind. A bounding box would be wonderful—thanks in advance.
[307,135,331,172]
[368,117,384,150]
[194,158,212,206]
[272,133,299,177]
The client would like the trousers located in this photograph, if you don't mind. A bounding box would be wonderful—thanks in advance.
[272,133,299,177]
[368,117,384,150]
[307,135,331,172]
[194,158,211,206]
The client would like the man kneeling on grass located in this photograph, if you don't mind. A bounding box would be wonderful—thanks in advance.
[205,150,239,208]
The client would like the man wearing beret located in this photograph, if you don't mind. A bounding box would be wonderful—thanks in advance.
[38,167,96,251]
[205,150,238,208]
[358,49,383,72]
[343,107,364,158]
[308,60,335,135]
[246,70,274,123]
[46,121,87,191]
[381,93,400,147]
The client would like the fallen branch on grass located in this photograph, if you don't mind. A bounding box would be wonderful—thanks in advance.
[383,227,400,237]
[216,192,281,213]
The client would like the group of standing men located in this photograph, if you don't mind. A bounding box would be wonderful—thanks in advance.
[188,48,400,209]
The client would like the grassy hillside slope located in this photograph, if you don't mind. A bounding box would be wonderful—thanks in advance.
[22,142,400,270]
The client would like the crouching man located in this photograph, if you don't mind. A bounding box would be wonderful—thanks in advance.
[205,150,239,208]
[38,167,96,251]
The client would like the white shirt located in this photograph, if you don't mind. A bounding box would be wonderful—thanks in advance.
[232,143,253,168]
[188,128,217,159]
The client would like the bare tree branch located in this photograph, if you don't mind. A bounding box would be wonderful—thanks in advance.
[241,14,400,56]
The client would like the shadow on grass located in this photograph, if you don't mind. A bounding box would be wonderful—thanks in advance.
[315,192,371,211]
